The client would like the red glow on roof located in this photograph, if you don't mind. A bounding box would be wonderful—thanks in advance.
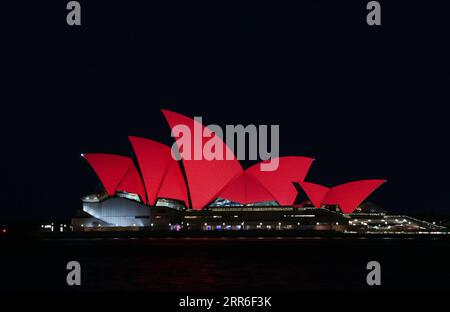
[217,172,277,204]
[82,110,387,211]
[297,181,330,208]
[158,161,190,208]
[82,153,133,196]
[161,109,243,209]
[129,136,188,206]
[246,156,314,205]
[116,164,146,203]
[321,179,387,213]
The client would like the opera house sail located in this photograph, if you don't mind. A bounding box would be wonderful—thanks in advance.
[72,110,444,234]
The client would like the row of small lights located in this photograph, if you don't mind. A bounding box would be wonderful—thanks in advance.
[182,221,305,227]
[75,220,435,229]
[349,218,412,227]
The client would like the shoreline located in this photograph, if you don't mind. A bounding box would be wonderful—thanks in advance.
[3,229,449,241]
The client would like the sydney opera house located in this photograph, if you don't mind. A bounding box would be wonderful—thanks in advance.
[72,110,443,233]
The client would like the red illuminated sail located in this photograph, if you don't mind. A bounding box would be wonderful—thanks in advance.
[321,179,386,213]
[82,153,133,196]
[161,109,243,209]
[297,181,329,207]
[246,156,314,205]
[116,164,146,202]
[129,136,188,206]
[217,172,277,204]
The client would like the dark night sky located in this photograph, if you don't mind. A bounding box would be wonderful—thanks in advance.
[1,1,449,221]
